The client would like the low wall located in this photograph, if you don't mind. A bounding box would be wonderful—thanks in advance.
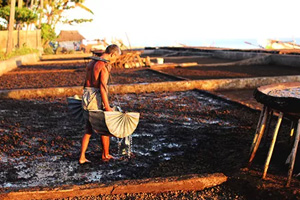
[213,51,269,60]
[271,54,300,68]
[0,53,40,76]
[1,75,299,99]
[213,50,300,68]
[41,53,92,60]
[0,30,42,52]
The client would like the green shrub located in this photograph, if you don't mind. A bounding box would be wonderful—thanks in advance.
[55,47,62,54]
[68,49,75,54]
[41,23,57,48]
[0,51,5,60]
[0,47,39,61]
[43,47,54,55]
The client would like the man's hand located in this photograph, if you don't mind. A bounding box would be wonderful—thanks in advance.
[106,107,113,112]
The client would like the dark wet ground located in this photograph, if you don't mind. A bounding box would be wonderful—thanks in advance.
[0,90,299,199]
[0,90,246,189]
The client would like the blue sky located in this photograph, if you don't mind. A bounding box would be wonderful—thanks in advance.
[56,0,300,47]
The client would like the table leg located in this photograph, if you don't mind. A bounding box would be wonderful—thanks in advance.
[262,112,283,179]
[263,110,274,147]
[248,107,269,167]
[289,121,296,144]
[286,119,300,187]
[249,106,266,154]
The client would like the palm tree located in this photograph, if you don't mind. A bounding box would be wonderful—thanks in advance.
[18,0,22,8]
[6,0,16,54]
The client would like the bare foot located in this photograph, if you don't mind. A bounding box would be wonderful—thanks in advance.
[102,154,114,162]
[79,158,91,164]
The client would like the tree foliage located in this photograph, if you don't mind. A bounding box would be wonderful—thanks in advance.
[41,23,56,46]
[0,0,93,49]
[0,6,37,26]
[15,6,37,24]
[44,0,93,28]
[0,0,93,29]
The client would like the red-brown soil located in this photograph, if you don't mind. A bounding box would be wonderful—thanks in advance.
[0,63,174,90]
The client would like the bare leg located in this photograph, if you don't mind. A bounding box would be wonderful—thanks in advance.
[79,133,92,164]
[101,135,114,161]
[79,122,93,164]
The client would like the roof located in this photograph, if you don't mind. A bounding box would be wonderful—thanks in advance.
[56,30,85,42]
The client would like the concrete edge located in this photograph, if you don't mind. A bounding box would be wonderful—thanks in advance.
[150,55,272,69]
[0,173,227,200]
[41,53,92,60]
[0,53,40,76]
[0,75,299,99]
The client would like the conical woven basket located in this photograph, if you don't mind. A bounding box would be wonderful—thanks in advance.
[104,111,140,138]
[67,95,140,138]
[67,96,84,123]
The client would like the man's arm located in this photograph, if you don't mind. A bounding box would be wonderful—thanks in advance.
[100,66,113,111]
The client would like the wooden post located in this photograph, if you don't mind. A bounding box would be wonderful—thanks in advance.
[137,54,144,67]
[145,56,151,67]
[286,119,300,187]
[262,112,283,179]
[248,107,269,167]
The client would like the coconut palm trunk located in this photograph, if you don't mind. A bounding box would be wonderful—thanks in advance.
[39,0,44,28]
[6,0,16,54]
[18,0,23,8]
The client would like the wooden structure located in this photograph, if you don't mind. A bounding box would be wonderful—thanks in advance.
[248,82,300,187]
[112,51,150,68]
[89,50,151,68]
[56,30,85,51]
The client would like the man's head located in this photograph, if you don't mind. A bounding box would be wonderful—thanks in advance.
[105,44,121,62]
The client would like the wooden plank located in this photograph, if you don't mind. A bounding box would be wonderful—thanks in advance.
[0,173,227,200]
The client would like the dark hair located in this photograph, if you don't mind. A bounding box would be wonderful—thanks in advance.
[105,44,121,55]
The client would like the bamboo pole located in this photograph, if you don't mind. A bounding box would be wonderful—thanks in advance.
[286,119,300,187]
[248,107,269,167]
[262,112,283,179]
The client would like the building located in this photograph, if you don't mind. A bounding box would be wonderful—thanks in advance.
[56,30,85,51]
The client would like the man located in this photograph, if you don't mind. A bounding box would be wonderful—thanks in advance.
[79,44,121,164]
